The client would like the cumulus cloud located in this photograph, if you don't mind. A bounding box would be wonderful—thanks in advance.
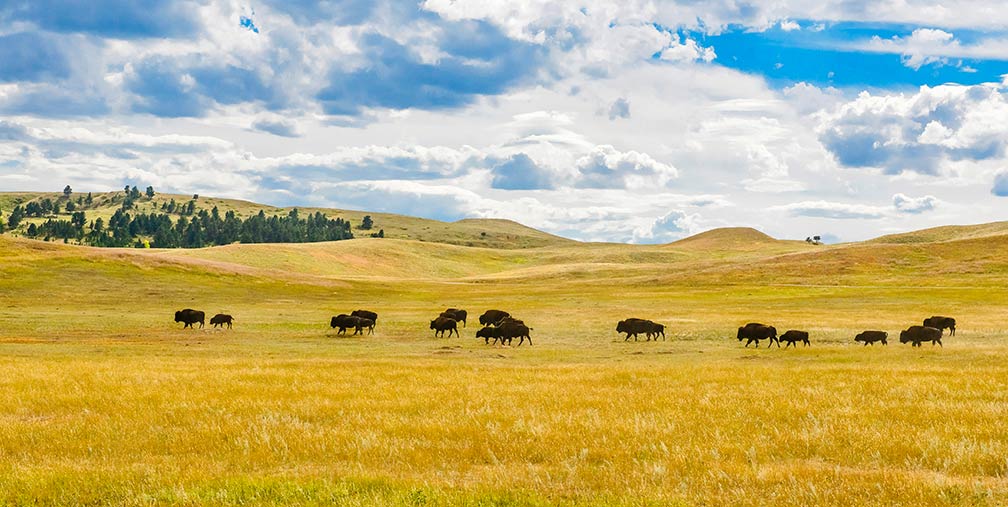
[892,193,938,213]
[818,84,1008,175]
[632,210,699,244]
[858,28,1008,70]
[489,153,555,190]
[575,145,679,189]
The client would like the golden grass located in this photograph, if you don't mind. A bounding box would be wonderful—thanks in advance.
[2,215,1008,505]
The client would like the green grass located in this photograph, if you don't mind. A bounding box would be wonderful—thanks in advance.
[3,202,1008,505]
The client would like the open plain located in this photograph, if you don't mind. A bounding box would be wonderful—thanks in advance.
[2,197,1008,505]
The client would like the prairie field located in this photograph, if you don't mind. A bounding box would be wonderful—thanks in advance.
[2,213,1008,506]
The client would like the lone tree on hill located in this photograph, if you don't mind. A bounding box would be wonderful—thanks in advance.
[146,186,155,199]
[360,215,373,230]
[63,185,72,198]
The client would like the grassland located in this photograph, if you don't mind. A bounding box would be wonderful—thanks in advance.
[2,203,1008,505]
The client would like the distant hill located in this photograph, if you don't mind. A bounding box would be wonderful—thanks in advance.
[868,222,1008,244]
[0,191,571,250]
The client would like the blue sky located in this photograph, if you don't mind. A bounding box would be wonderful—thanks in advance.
[2,1,1008,243]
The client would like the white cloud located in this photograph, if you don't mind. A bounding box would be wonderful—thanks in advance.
[892,193,938,213]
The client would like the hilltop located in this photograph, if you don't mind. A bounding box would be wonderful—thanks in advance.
[0,191,571,249]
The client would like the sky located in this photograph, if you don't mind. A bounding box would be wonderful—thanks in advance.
[2,1,1008,243]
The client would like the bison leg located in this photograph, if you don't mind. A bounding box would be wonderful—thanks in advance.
[451,327,459,338]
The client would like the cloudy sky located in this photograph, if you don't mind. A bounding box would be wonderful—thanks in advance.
[2,1,1008,243]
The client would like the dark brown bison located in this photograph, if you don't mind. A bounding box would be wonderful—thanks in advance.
[900,325,943,347]
[442,308,467,327]
[496,321,532,346]
[430,316,459,338]
[779,330,809,348]
[737,323,778,348]
[210,314,233,329]
[616,318,664,341]
[354,317,375,335]
[854,330,887,346]
[479,309,511,326]
[351,310,378,327]
[476,326,501,345]
[175,309,205,329]
[923,316,956,336]
[330,314,359,335]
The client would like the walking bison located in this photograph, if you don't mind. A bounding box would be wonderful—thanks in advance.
[616,318,665,341]
[779,330,809,348]
[330,314,362,335]
[479,310,511,326]
[737,323,778,348]
[210,313,233,329]
[430,316,459,338]
[854,330,887,346]
[351,310,378,327]
[900,325,943,347]
[497,321,532,346]
[923,316,956,336]
[175,309,205,329]
[441,308,467,327]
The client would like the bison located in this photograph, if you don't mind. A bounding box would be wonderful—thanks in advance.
[496,321,532,346]
[900,325,943,347]
[737,323,778,348]
[779,330,809,348]
[354,317,375,335]
[430,316,459,338]
[923,316,956,336]
[479,309,511,326]
[210,313,233,329]
[854,330,888,346]
[616,318,663,341]
[175,309,205,329]
[351,310,378,327]
[476,326,501,345]
[442,308,467,327]
[330,314,360,335]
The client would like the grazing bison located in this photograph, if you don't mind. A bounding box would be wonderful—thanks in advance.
[430,316,459,338]
[616,318,662,341]
[351,310,378,327]
[210,314,233,329]
[442,308,467,327]
[330,314,360,335]
[479,309,511,326]
[497,321,532,346]
[779,330,809,348]
[900,325,943,347]
[854,330,888,346]
[476,326,501,345]
[175,309,205,329]
[737,323,778,348]
[923,316,956,336]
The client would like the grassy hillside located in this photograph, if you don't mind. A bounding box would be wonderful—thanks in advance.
[3,198,1008,505]
[0,191,570,249]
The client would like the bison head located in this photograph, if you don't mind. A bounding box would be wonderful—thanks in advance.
[616,320,627,333]
[736,326,745,340]
[899,330,910,343]
[174,311,182,322]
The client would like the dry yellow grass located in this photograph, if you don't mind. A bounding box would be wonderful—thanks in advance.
[2,212,1008,505]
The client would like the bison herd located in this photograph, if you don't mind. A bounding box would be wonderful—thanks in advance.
[173,306,958,350]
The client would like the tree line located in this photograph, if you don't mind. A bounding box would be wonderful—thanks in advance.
[3,185,364,248]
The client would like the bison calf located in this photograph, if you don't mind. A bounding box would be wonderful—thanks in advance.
[779,330,809,348]
[210,313,233,329]
[854,330,887,346]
